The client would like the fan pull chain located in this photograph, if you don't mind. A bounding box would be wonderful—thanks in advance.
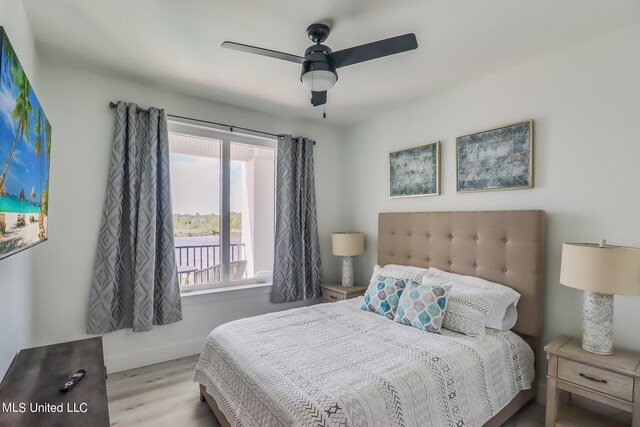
[323,104,326,119]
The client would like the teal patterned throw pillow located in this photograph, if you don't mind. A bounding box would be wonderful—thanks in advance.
[361,275,414,320]
[394,282,451,333]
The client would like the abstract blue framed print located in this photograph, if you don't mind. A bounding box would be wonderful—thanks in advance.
[456,120,533,193]
[0,27,51,260]
[389,141,440,198]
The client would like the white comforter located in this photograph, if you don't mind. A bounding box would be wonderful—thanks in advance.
[194,298,534,427]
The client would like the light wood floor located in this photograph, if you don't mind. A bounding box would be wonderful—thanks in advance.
[107,355,220,427]
[107,355,544,426]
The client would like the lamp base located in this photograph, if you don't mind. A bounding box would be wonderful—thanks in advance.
[581,291,613,355]
[341,256,354,287]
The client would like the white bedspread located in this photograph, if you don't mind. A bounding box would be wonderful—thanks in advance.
[194,298,534,427]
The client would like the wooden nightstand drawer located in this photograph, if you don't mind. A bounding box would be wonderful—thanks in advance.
[322,288,344,302]
[558,358,634,401]
[321,284,367,303]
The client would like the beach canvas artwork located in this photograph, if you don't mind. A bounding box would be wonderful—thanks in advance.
[0,27,50,260]
[389,142,440,198]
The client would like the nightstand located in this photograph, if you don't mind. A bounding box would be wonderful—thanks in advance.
[321,283,367,303]
[545,336,640,427]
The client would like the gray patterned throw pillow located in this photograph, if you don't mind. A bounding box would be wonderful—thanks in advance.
[424,277,502,337]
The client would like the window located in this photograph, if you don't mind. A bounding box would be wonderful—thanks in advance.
[168,119,275,292]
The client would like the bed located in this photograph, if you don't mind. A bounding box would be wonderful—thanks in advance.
[195,210,546,427]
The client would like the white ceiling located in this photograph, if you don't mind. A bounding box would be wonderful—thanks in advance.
[23,0,640,127]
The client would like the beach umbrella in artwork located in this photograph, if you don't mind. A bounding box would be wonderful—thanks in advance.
[31,186,36,200]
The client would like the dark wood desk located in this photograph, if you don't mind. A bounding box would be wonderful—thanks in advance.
[0,337,110,426]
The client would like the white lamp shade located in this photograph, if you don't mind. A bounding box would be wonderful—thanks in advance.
[332,232,364,256]
[560,243,640,296]
[301,70,337,91]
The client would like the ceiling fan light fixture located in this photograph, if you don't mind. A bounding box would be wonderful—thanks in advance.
[301,69,337,91]
[301,59,338,91]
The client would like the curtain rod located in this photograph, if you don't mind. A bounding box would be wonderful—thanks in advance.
[108,102,315,144]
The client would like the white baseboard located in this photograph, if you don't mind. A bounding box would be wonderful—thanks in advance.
[104,337,204,374]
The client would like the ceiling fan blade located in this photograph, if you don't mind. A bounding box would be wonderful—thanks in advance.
[311,90,327,107]
[329,33,417,68]
[222,41,305,64]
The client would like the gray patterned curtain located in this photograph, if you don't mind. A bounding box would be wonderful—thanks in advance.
[87,102,182,333]
[271,135,322,303]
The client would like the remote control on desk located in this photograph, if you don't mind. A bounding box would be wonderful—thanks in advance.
[59,369,87,392]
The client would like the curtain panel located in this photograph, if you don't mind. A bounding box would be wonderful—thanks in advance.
[271,135,322,303]
[87,102,182,333]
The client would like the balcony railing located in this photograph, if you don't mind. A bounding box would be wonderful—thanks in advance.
[175,243,246,282]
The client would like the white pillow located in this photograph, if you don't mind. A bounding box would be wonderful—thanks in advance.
[368,264,429,288]
[423,268,520,330]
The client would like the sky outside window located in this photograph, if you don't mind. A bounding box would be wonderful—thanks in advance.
[169,153,244,215]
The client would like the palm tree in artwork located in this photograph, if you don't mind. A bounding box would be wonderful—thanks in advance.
[45,119,51,161]
[34,108,43,199]
[0,66,33,192]
[44,118,51,213]
[2,36,18,84]
[34,108,42,159]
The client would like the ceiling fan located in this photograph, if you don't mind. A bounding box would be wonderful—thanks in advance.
[222,23,418,108]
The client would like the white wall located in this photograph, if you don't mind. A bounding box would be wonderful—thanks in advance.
[342,23,640,385]
[0,0,38,377]
[31,60,344,372]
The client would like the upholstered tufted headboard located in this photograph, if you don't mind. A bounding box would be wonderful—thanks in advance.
[378,210,546,338]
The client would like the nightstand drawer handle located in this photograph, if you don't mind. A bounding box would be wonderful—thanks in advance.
[329,295,337,300]
[579,372,607,384]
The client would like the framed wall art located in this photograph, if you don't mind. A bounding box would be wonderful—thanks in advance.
[456,120,533,193]
[389,141,440,198]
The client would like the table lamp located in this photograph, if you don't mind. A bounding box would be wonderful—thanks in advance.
[560,241,640,355]
[332,232,364,287]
